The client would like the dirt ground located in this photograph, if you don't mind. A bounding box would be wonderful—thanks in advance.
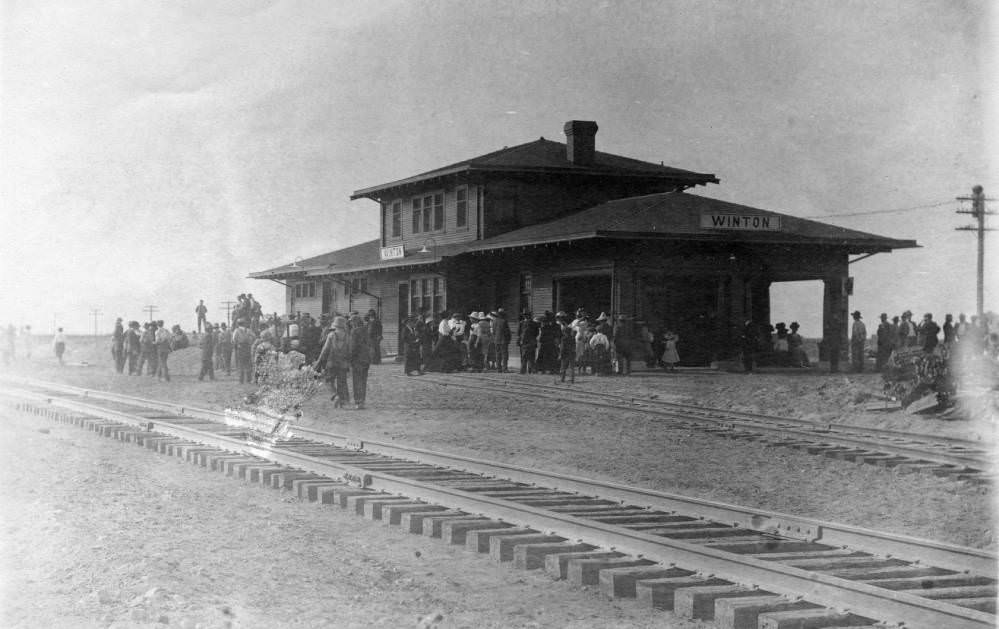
[1,336,996,628]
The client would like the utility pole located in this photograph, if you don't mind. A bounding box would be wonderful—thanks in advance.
[89,309,103,342]
[143,305,159,322]
[956,185,996,317]
[220,300,237,325]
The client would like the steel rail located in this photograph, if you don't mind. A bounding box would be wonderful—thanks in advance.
[1,383,995,629]
[452,371,994,450]
[416,374,991,471]
[2,377,994,573]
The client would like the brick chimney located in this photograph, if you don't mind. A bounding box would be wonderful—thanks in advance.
[563,120,598,165]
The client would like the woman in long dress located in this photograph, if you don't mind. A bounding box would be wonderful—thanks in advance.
[661,330,680,372]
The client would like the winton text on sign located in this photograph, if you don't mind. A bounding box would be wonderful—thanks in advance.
[700,213,781,231]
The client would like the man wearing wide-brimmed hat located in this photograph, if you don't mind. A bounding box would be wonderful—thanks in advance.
[850,310,866,373]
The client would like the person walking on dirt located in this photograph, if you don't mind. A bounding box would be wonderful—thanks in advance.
[317,315,351,407]
[401,314,423,376]
[154,321,172,381]
[556,312,576,383]
[492,309,511,373]
[123,321,141,375]
[876,313,893,371]
[347,313,371,409]
[198,322,216,381]
[232,320,255,384]
[850,311,866,373]
[52,328,67,366]
[195,300,208,334]
[898,310,917,348]
[518,311,540,374]
[536,312,559,375]
[111,318,125,373]
[137,323,156,376]
[21,325,33,360]
[661,329,680,372]
[366,309,383,365]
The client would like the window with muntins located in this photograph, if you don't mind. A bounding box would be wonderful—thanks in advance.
[409,276,445,318]
[412,197,422,234]
[410,191,444,235]
[391,202,401,238]
[456,187,467,228]
[433,193,443,230]
[421,195,432,232]
[295,282,316,298]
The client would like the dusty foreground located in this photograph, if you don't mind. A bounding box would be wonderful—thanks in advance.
[1,409,683,629]
[1,338,996,628]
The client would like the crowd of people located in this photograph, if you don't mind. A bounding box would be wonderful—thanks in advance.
[398,307,683,382]
[864,310,998,372]
[738,319,812,373]
[112,299,385,410]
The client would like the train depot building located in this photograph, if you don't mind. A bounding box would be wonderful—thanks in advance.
[250,121,916,365]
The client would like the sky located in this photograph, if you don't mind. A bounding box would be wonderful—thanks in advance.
[1,0,996,335]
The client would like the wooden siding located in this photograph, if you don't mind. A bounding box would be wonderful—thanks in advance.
[381,184,480,252]
[290,296,322,319]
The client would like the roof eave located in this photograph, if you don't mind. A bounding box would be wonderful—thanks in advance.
[351,165,718,201]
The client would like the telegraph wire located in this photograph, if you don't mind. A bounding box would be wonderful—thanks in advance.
[805,200,954,220]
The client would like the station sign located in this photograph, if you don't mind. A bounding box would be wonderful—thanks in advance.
[379,245,405,260]
[700,213,781,232]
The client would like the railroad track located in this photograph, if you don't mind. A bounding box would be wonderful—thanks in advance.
[414,371,996,483]
[1,377,995,629]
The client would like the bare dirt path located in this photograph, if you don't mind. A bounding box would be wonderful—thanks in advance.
[4,340,995,551]
[1,407,698,629]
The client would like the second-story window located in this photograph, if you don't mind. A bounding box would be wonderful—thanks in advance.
[433,193,444,230]
[422,194,432,232]
[391,201,401,238]
[456,187,467,228]
[412,197,422,234]
[411,192,443,235]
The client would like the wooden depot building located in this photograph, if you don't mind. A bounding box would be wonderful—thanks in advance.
[250,120,917,365]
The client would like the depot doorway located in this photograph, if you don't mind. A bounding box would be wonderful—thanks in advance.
[638,274,718,366]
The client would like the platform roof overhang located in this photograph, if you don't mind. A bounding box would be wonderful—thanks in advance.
[249,192,917,280]
[350,138,719,201]
[461,192,919,256]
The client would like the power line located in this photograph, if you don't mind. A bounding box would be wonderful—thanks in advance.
[806,200,954,220]
[143,305,159,322]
